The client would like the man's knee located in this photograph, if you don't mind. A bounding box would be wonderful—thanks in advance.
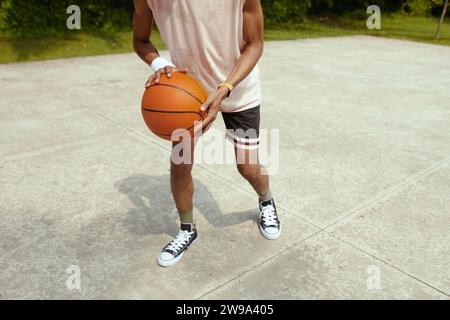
[237,163,259,182]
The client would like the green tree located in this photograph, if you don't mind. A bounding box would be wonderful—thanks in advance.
[0,0,133,36]
[262,0,311,27]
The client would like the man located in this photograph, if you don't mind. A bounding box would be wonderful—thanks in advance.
[133,0,281,267]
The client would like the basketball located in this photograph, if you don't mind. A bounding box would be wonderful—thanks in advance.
[141,72,208,141]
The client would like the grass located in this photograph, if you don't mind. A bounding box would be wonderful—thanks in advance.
[0,13,449,64]
[0,31,165,64]
[265,14,450,45]
[371,14,450,45]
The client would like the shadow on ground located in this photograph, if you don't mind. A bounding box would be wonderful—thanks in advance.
[115,174,258,237]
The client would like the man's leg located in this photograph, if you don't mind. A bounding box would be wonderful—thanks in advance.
[170,138,196,222]
[235,149,271,202]
[170,141,194,224]
[158,139,198,267]
[222,106,281,240]
[235,146,280,240]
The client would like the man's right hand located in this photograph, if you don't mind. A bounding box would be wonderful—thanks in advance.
[145,66,188,88]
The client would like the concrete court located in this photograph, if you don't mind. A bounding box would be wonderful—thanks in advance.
[1,35,450,299]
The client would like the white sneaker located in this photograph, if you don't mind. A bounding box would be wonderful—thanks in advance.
[157,223,198,267]
[259,199,281,240]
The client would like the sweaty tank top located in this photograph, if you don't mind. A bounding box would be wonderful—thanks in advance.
[147,0,261,113]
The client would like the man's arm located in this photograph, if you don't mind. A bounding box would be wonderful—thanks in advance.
[200,0,264,132]
[133,0,159,66]
[133,0,187,86]
[224,0,264,88]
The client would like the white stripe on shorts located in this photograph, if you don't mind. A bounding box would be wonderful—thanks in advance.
[225,131,260,144]
[225,131,259,150]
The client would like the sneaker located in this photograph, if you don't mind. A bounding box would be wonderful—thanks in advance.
[157,223,198,267]
[259,198,281,240]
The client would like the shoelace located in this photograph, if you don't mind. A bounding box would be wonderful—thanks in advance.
[261,204,278,227]
[166,230,193,252]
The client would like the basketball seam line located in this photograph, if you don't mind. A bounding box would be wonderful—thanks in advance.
[147,83,203,105]
[142,108,202,116]
[143,108,205,136]
[189,76,208,100]
[152,123,197,137]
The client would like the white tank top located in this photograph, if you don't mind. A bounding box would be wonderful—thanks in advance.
[147,0,261,112]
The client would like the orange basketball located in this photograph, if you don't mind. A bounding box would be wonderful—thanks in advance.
[141,72,208,141]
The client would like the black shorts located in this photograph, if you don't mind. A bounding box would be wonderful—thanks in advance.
[222,106,260,150]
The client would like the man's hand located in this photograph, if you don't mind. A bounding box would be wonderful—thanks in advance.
[198,87,229,134]
[145,66,188,88]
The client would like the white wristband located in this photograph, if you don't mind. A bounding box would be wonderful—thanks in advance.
[150,57,176,72]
